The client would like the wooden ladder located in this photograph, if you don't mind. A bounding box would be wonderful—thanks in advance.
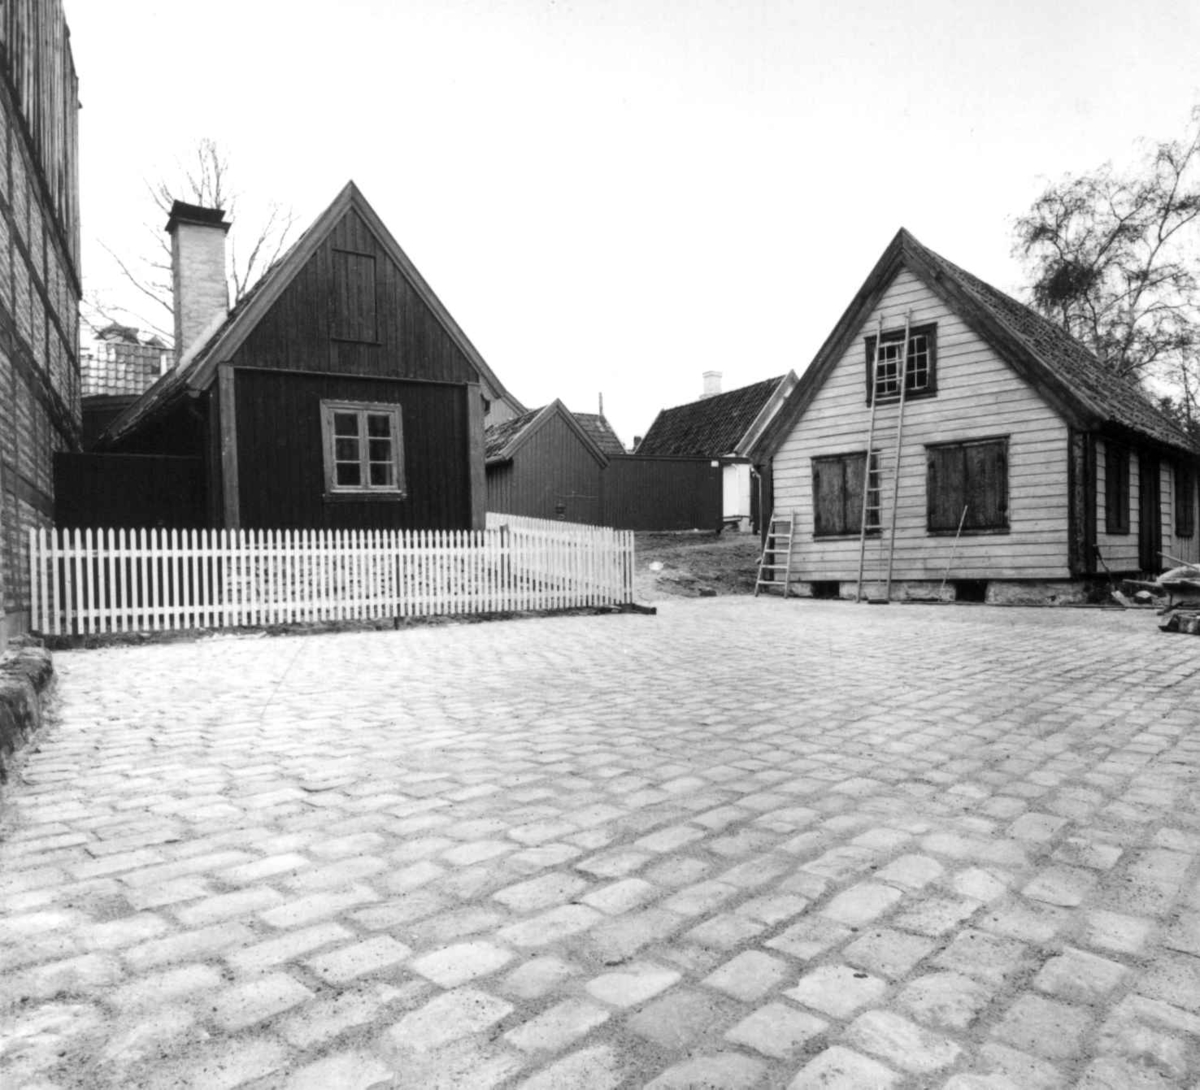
[856,311,912,603]
[755,511,795,597]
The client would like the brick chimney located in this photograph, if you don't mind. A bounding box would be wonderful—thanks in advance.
[701,370,722,399]
[166,200,230,364]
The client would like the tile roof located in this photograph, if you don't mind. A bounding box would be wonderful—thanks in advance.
[81,340,168,398]
[485,406,541,460]
[573,413,626,456]
[636,376,786,457]
[911,237,1198,452]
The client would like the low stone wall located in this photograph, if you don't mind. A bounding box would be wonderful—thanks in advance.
[0,642,54,783]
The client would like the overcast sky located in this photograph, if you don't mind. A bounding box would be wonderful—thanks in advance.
[62,0,1199,447]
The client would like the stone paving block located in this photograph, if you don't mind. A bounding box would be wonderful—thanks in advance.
[976,896,1071,944]
[1033,946,1128,1002]
[496,903,602,947]
[306,934,412,983]
[875,853,943,889]
[766,915,853,961]
[585,961,681,1007]
[990,993,1093,1060]
[735,891,810,926]
[821,882,903,926]
[174,885,285,927]
[585,907,686,965]
[580,877,657,915]
[843,928,936,979]
[77,912,169,951]
[785,964,888,1019]
[385,986,513,1053]
[1022,864,1098,907]
[724,1001,827,1058]
[493,872,590,912]
[933,928,1034,987]
[950,866,1011,902]
[684,912,766,950]
[227,922,353,974]
[895,971,990,1030]
[516,1043,624,1090]
[1161,910,1200,957]
[787,1045,900,1089]
[209,970,313,1031]
[844,1008,960,1073]
[278,980,419,1048]
[282,1049,394,1090]
[168,1038,291,1090]
[644,1052,768,1090]
[635,824,706,853]
[627,986,737,1049]
[409,941,513,987]
[1135,950,1200,1012]
[109,963,223,1009]
[662,879,738,916]
[1094,993,1200,1082]
[643,856,712,887]
[505,996,610,1053]
[574,849,651,878]
[498,955,580,1000]
[258,884,380,928]
[703,950,790,1002]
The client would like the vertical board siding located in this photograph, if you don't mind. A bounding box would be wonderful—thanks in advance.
[234,370,471,530]
[773,269,1072,582]
[231,208,476,384]
[30,520,635,635]
[602,456,723,531]
[486,414,604,524]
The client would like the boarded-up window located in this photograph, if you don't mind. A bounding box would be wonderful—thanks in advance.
[812,451,879,536]
[865,323,937,404]
[1105,443,1130,534]
[1176,463,1195,538]
[331,249,377,342]
[320,400,405,497]
[926,438,1008,532]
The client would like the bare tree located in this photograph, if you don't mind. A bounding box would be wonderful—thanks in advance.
[1012,105,1200,430]
[84,139,296,344]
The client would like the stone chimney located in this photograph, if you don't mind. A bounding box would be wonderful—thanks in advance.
[166,200,230,364]
[701,370,722,399]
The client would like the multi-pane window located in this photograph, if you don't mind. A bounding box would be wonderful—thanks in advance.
[320,400,405,497]
[1177,463,1196,538]
[926,438,1008,532]
[1104,442,1130,535]
[865,323,937,403]
[812,450,880,537]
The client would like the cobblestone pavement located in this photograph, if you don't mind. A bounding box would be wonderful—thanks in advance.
[2,598,1199,1089]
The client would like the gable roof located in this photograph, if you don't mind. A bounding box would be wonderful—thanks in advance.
[82,339,167,398]
[100,181,525,447]
[636,375,793,458]
[757,228,1200,460]
[484,400,611,467]
[573,412,626,456]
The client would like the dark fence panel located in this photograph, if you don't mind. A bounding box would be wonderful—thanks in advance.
[54,453,205,529]
[602,455,722,531]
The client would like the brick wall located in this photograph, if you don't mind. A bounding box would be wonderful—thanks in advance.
[0,66,80,643]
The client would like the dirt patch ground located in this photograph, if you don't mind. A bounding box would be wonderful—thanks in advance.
[634,530,762,600]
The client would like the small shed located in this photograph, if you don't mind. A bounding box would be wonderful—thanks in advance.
[636,372,799,531]
[485,401,615,524]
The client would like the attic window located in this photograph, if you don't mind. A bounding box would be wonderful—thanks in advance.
[331,249,378,343]
[865,323,937,404]
[320,400,405,499]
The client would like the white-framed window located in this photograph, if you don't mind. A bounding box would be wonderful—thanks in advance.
[320,400,405,498]
[865,323,937,403]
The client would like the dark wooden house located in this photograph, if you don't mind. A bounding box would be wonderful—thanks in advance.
[636,371,798,532]
[485,400,620,523]
[95,182,525,532]
[754,229,1200,601]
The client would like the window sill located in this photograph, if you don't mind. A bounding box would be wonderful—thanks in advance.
[927,526,1010,536]
[813,530,881,539]
[323,490,408,503]
[866,388,937,407]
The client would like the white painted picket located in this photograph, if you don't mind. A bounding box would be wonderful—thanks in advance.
[29,522,636,636]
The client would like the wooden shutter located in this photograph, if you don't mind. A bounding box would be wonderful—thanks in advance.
[332,250,377,342]
[842,453,866,534]
[927,445,964,531]
[965,440,1007,530]
[813,458,842,536]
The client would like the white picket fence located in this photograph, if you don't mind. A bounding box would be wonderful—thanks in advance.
[28,520,635,636]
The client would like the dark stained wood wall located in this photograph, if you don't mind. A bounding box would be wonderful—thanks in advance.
[603,455,723,531]
[234,370,471,530]
[230,209,478,385]
[487,413,604,524]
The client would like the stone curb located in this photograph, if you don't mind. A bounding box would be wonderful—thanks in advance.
[0,641,55,783]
